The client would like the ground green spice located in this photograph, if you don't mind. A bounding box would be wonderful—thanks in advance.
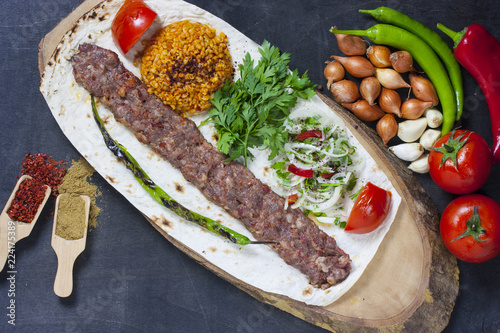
[55,194,86,240]
[58,159,100,230]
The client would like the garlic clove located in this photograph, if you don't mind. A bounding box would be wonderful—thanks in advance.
[374,68,410,89]
[424,107,444,128]
[389,143,424,161]
[332,55,375,78]
[376,113,398,145]
[408,154,430,174]
[366,45,391,67]
[397,117,428,142]
[419,129,442,149]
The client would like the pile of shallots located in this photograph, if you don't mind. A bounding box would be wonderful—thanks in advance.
[325,27,445,173]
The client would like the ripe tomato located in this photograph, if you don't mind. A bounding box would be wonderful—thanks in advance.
[429,130,492,194]
[440,194,500,263]
[111,0,157,54]
[345,182,392,234]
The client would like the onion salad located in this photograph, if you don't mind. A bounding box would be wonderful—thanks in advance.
[271,115,360,227]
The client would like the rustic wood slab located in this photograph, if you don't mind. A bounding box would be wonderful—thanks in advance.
[38,0,459,331]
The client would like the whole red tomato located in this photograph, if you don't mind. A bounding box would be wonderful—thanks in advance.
[345,182,392,234]
[429,130,492,194]
[111,0,157,54]
[440,194,500,263]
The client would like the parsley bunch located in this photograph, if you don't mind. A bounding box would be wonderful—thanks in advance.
[205,41,316,166]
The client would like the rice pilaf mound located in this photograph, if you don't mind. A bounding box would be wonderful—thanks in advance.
[140,20,233,116]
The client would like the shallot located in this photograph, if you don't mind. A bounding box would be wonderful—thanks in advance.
[401,99,433,119]
[389,51,415,73]
[374,68,410,89]
[360,76,381,106]
[376,113,398,145]
[366,45,391,67]
[324,61,345,89]
[331,55,374,78]
[378,88,402,117]
[332,26,367,55]
[330,79,360,104]
[342,100,385,122]
[409,74,439,106]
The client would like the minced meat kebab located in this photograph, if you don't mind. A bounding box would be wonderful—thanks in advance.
[71,43,351,288]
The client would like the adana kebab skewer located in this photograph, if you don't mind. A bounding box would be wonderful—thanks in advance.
[91,96,277,246]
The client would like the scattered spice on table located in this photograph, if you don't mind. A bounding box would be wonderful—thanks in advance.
[21,153,67,196]
[55,194,87,240]
[58,158,101,230]
[7,178,48,223]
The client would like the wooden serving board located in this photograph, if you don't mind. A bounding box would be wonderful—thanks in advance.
[38,1,459,331]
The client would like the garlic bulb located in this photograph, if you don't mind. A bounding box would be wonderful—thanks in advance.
[397,118,428,143]
[389,143,424,161]
[408,154,430,173]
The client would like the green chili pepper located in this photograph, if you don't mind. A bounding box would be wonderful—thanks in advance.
[359,6,464,121]
[330,24,456,136]
[91,96,274,246]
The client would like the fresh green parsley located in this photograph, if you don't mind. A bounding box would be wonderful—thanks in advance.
[203,40,316,166]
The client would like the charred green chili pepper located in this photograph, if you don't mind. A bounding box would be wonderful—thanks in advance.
[91,96,274,246]
[330,24,456,135]
[359,7,464,121]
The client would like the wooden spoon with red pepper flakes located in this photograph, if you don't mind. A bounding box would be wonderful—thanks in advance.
[0,175,51,272]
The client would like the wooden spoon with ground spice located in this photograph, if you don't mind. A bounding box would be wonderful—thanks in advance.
[0,175,51,272]
[51,193,90,297]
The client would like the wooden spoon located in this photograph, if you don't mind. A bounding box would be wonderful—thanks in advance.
[0,175,51,272]
[51,194,90,298]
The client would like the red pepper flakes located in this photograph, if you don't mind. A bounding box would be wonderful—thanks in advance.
[21,153,67,196]
[7,178,47,223]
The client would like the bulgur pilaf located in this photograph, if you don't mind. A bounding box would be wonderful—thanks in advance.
[140,20,233,116]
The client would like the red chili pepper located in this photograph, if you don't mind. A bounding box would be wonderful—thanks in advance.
[288,164,314,178]
[320,172,336,178]
[295,129,322,141]
[438,23,500,163]
[287,193,298,204]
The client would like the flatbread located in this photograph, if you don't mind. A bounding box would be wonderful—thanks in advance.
[40,0,401,306]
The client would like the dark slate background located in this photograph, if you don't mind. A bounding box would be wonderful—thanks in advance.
[1,0,499,332]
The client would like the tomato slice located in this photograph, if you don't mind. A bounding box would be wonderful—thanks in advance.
[295,129,322,141]
[288,164,314,178]
[111,0,157,54]
[345,182,392,234]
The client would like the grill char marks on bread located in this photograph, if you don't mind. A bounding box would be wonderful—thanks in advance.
[71,43,351,288]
